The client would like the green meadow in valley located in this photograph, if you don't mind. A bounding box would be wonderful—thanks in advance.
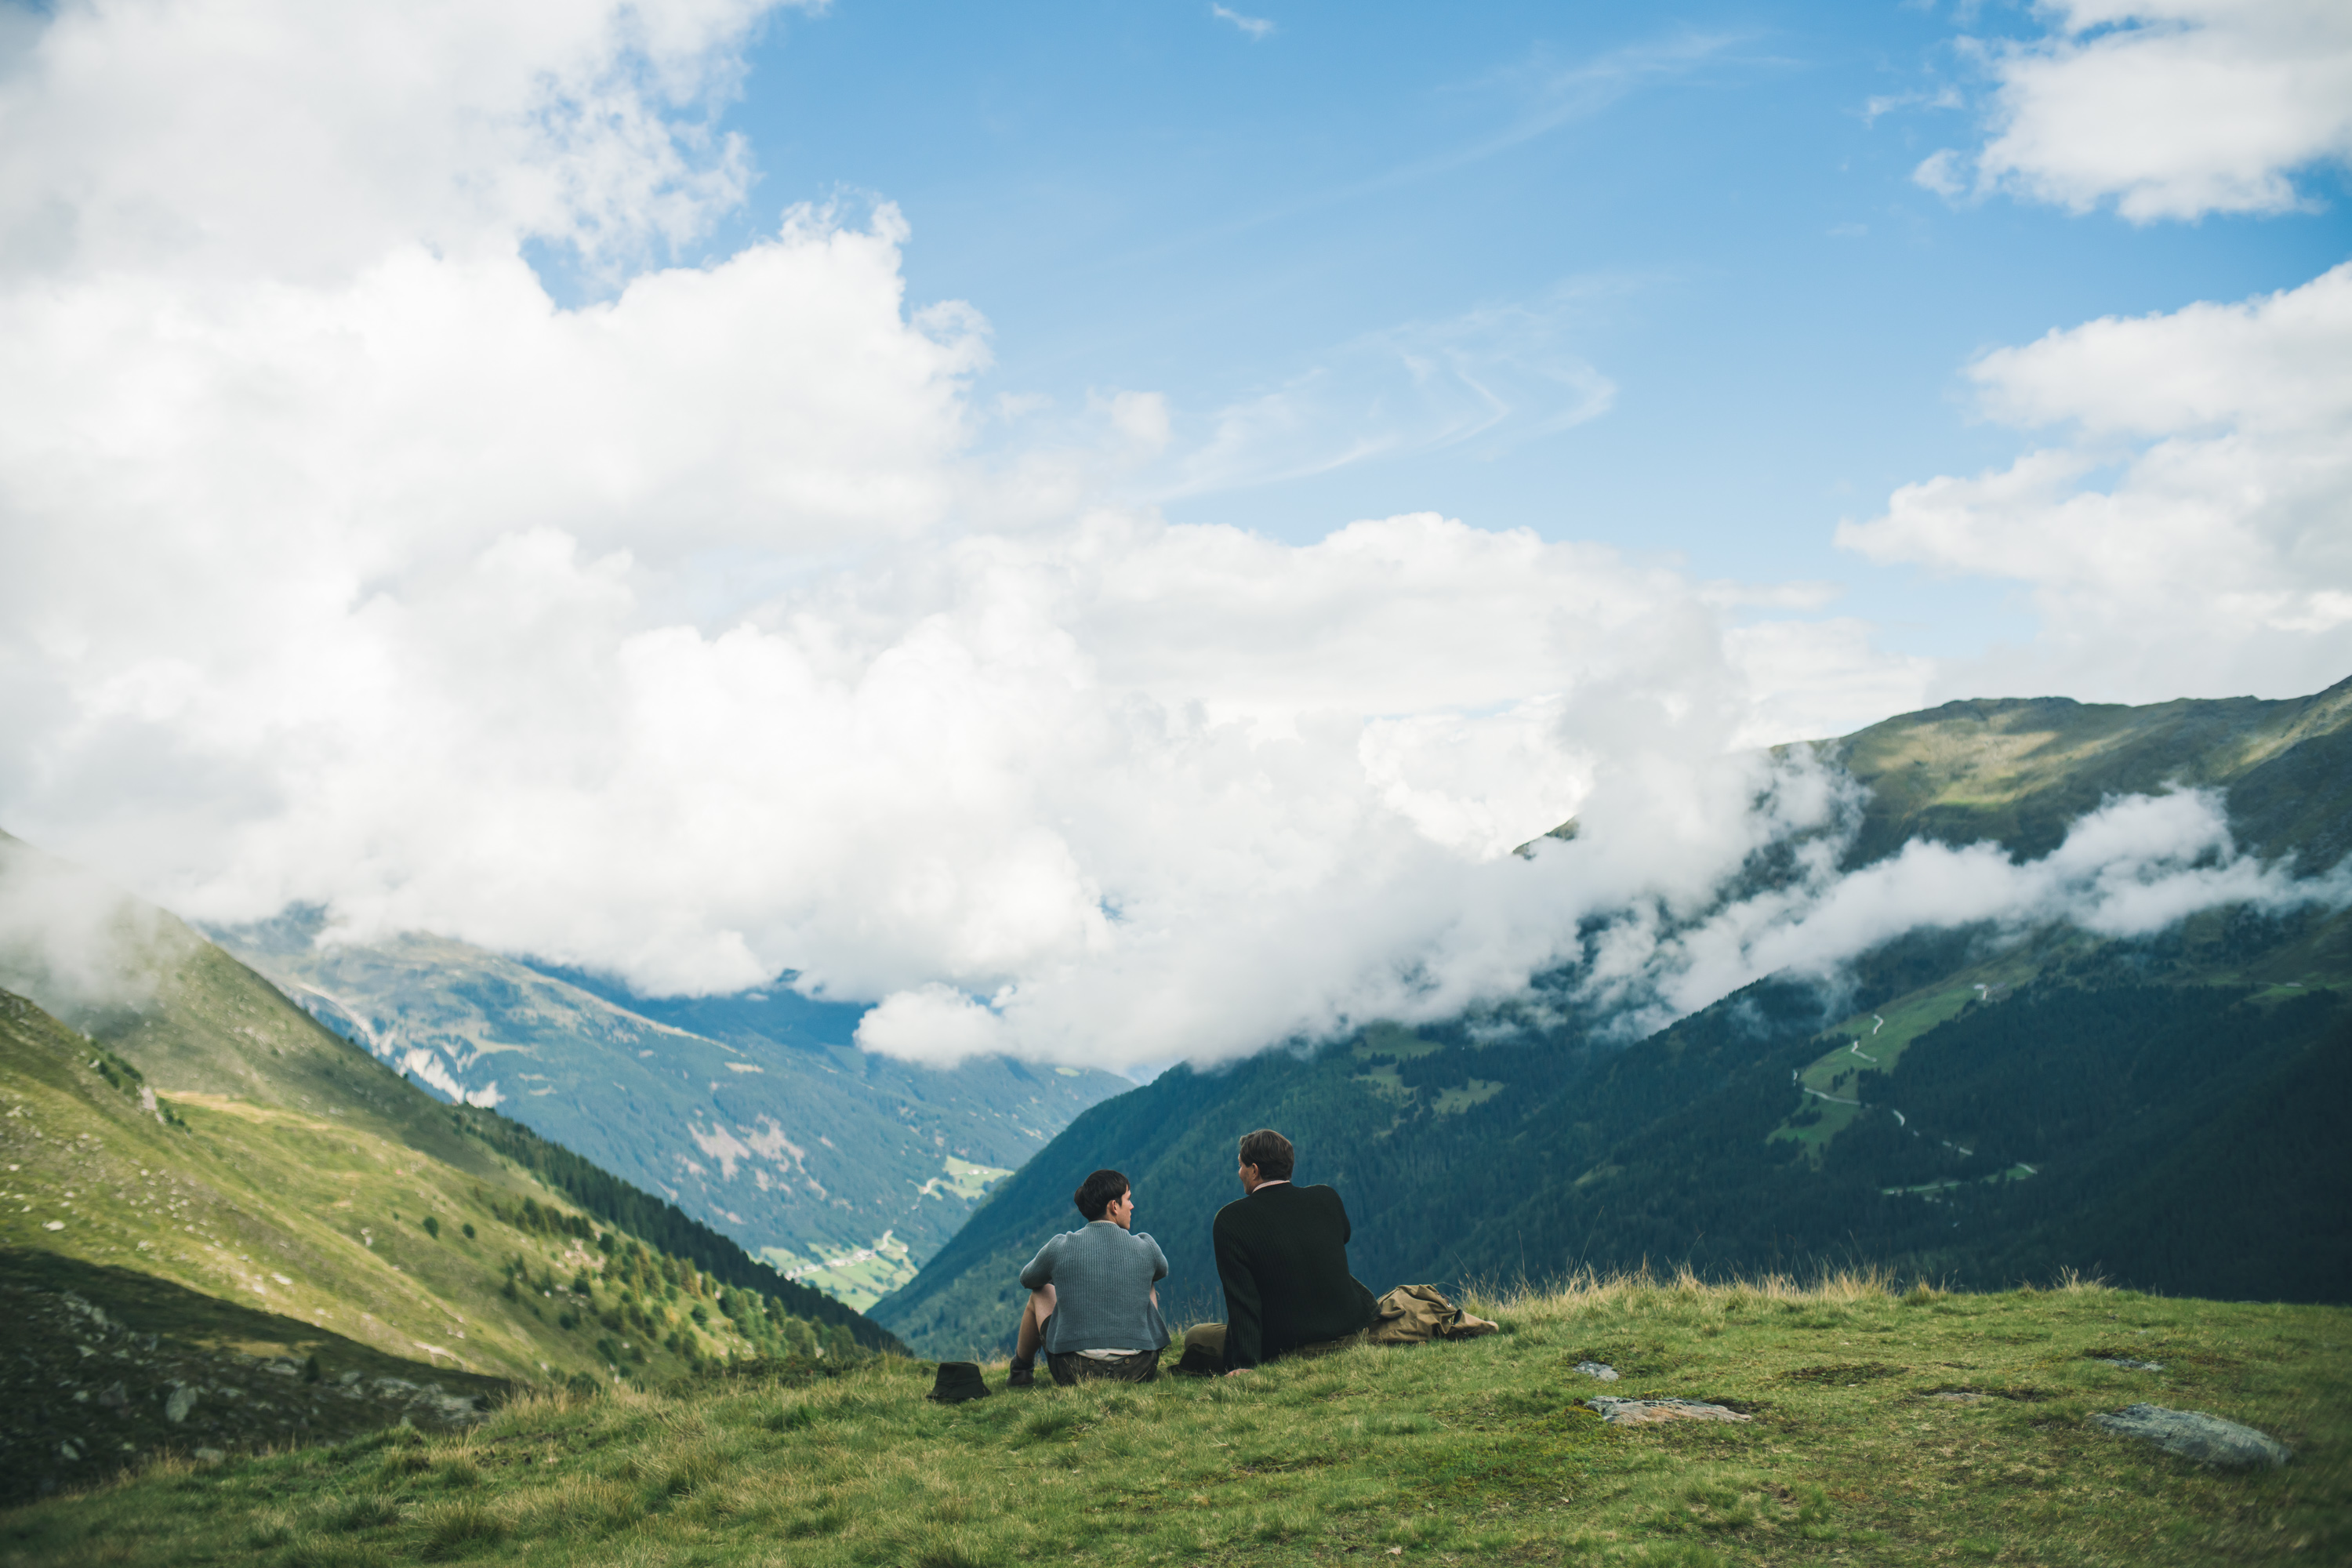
[8,1272,2344,1567]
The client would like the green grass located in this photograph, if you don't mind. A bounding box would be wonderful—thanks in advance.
[11,1271,2345,1566]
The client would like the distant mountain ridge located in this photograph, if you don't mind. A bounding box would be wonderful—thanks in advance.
[1821,677,2352,869]
[873,677,2352,1356]
[203,915,1131,1309]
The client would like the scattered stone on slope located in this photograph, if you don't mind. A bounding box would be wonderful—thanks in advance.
[2090,1404,2292,1468]
[1573,1361,1620,1381]
[1585,1396,1751,1426]
[2,1254,511,1504]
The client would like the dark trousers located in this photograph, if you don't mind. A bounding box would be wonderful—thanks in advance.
[1175,1322,1366,1374]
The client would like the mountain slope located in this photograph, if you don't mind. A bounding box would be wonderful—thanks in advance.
[0,1247,513,1505]
[1827,673,2352,868]
[876,679,2352,1356]
[205,916,1128,1308]
[0,831,902,1482]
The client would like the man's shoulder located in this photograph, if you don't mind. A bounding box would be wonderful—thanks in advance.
[1217,1183,1336,1227]
[1259,1182,1340,1203]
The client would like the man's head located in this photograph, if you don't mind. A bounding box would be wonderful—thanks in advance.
[1073,1168,1133,1225]
[1236,1128,1294,1192]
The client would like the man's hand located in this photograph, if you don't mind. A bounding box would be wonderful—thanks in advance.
[1223,1367,1251,1377]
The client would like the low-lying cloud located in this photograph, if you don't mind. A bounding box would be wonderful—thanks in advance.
[0,833,183,1025]
[1593,787,2350,1041]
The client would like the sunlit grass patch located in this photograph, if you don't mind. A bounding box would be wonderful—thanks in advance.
[414,1497,508,1560]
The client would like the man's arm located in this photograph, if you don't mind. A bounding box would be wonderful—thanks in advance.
[1018,1235,1060,1293]
[1142,1233,1170,1283]
[1214,1216,1262,1371]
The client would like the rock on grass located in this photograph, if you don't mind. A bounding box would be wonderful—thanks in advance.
[2090,1404,2292,1468]
[1584,1396,1751,1426]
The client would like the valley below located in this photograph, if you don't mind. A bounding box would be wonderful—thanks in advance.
[201,920,1127,1312]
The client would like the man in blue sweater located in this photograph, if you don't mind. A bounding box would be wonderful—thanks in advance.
[1007,1168,1171,1387]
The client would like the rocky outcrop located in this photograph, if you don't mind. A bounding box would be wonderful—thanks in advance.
[2090,1404,2292,1468]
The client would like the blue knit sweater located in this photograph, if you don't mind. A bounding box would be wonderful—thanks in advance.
[1018,1221,1171,1354]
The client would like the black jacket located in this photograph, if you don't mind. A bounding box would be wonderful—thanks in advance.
[1211,1181,1378,1370]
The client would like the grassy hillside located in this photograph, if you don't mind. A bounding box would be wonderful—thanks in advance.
[0,835,908,1493]
[1827,673,2352,869]
[878,679,2352,1358]
[204,915,1129,1308]
[0,830,887,1328]
[0,979,873,1366]
[1,979,617,1378]
[8,1274,2344,1566]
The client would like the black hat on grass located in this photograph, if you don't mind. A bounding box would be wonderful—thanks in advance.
[927,1361,991,1403]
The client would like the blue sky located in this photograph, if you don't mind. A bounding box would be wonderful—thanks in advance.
[692,0,2350,660]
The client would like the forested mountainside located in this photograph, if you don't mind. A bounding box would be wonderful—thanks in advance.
[0,833,900,1497]
[205,916,1128,1309]
[874,680,2352,1357]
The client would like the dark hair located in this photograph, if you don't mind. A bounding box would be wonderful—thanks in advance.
[1073,1169,1130,1221]
[1237,1128,1294,1181]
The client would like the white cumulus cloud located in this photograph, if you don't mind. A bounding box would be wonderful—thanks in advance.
[1623,786,2352,1034]
[1958,0,2352,221]
[0,0,805,281]
[1838,263,2352,703]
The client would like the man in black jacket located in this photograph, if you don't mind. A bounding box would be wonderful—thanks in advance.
[1209,1127,1378,1374]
